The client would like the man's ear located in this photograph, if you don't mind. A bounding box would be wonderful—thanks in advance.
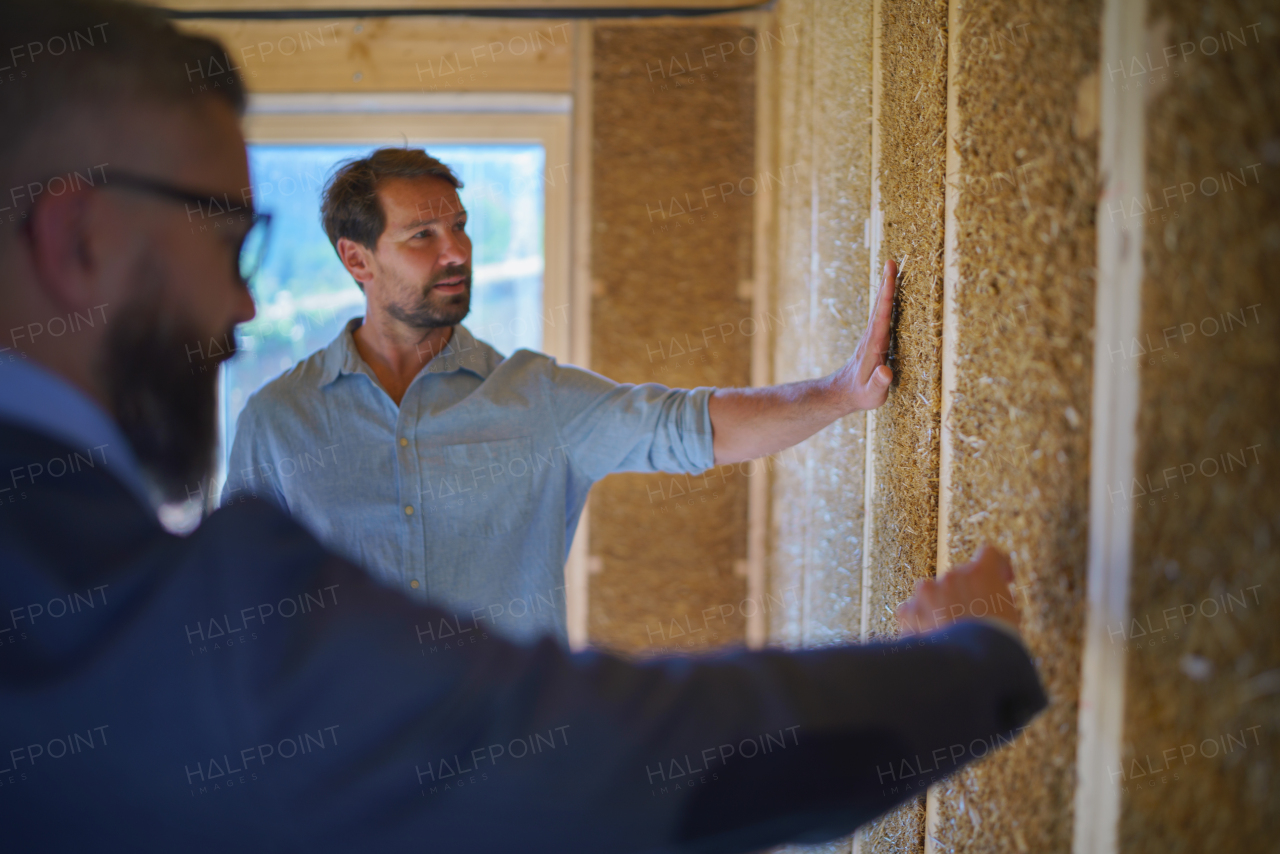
[27,188,104,313]
[336,237,375,291]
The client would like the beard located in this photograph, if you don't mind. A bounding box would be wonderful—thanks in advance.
[102,270,234,506]
[386,264,472,330]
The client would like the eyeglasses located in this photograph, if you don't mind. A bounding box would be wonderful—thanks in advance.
[97,169,273,284]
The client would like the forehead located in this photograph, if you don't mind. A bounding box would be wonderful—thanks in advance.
[59,98,249,196]
[168,99,250,190]
[378,176,463,225]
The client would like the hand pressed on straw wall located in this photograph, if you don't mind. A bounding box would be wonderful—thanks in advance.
[896,546,1022,637]
[830,257,898,411]
[707,259,898,465]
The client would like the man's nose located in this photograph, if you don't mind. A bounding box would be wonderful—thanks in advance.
[438,229,470,267]
[233,278,257,325]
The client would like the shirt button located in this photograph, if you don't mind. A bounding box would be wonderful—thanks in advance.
[410,580,420,589]
[399,437,408,447]
[404,505,414,516]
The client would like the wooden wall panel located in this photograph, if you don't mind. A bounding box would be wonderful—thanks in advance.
[586,25,755,654]
[932,1,1099,851]
[864,0,948,649]
[178,17,573,92]
[767,2,873,850]
[1120,1,1280,850]
[766,0,874,655]
[766,0,818,652]
[861,4,949,851]
[802,0,876,654]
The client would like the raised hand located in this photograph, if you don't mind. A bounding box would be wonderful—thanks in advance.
[896,545,1022,637]
[830,258,897,412]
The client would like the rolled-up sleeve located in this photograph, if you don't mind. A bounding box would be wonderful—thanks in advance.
[543,359,716,482]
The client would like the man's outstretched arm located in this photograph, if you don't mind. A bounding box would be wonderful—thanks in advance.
[1,432,1044,852]
[201,516,1044,853]
[708,259,898,465]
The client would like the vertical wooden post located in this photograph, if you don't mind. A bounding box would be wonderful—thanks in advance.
[1072,0,1144,849]
[746,9,777,650]
[853,5,885,853]
[565,19,594,652]
[935,1,963,582]
[860,0,885,649]
[925,1,963,849]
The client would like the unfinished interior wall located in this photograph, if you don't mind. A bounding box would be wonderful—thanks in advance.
[768,1,1096,850]
[767,0,872,652]
[932,1,1099,850]
[768,2,872,851]
[587,25,755,654]
[861,2,949,849]
[865,0,949,645]
[766,0,820,649]
[1120,2,1279,850]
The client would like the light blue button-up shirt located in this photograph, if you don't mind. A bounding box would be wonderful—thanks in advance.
[222,319,716,645]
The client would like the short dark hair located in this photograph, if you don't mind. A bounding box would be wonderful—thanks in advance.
[321,148,464,253]
[0,0,245,170]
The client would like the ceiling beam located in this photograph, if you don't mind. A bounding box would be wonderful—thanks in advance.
[157,0,768,14]
[177,16,574,91]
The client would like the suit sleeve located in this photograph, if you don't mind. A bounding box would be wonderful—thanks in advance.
[171,501,1047,853]
[540,356,718,481]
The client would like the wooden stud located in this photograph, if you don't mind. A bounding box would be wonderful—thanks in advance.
[859,0,884,648]
[746,8,776,650]
[853,1,882,841]
[565,20,595,652]
[925,1,963,849]
[935,0,963,582]
[1072,0,1144,850]
[556,10,773,27]
[800,0,817,648]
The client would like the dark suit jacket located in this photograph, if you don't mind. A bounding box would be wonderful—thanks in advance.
[0,421,1046,852]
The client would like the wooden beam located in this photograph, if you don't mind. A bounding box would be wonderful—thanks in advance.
[176,16,573,92]
[925,1,963,849]
[1072,0,1144,850]
[245,91,571,111]
[859,0,884,648]
[935,0,962,582]
[859,0,882,826]
[160,0,764,10]
[564,19,594,651]
[568,11,768,26]
[746,8,774,650]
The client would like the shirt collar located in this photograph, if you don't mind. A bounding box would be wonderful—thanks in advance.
[0,354,160,513]
[318,317,502,389]
[427,323,502,378]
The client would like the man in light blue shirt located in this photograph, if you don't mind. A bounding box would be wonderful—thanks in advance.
[224,147,899,645]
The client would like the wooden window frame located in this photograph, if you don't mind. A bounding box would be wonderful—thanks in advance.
[242,94,573,363]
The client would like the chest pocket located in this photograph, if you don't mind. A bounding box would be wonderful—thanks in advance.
[419,436,536,537]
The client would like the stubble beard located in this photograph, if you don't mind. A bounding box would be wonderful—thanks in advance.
[385,265,472,330]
